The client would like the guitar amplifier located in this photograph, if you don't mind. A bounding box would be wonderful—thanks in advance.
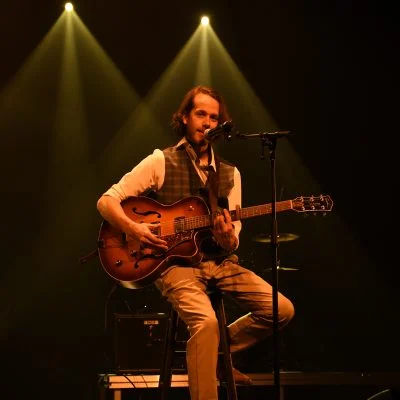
[113,312,188,374]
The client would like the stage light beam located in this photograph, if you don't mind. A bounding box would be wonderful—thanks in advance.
[65,2,73,12]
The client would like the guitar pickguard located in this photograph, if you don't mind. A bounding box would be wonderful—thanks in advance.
[134,230,195,269]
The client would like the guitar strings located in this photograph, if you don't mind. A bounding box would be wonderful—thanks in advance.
[150,196,331,235]
[110,197,329,245]
[147,201,296,236]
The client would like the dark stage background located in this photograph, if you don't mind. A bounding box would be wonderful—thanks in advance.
[0,1,398,399]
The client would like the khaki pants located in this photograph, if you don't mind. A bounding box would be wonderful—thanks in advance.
[155,254,295,400]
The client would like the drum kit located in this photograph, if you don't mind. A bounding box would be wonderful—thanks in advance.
[252,232,300,271]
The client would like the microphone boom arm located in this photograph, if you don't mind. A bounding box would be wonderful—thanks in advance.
[235,130,292,160]
[236,130,291,139]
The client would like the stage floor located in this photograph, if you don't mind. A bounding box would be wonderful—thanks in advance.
[98,370,400,400]
[100,370,400,388]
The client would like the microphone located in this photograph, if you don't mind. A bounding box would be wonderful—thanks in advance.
[204,120,233,141]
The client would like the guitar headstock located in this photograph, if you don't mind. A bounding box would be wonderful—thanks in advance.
[292,195,333,213]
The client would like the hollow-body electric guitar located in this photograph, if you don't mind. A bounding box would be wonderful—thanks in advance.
[98,195,333,288]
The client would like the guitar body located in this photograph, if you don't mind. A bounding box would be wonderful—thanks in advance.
[97,193,333,289]
[98,196,211,288]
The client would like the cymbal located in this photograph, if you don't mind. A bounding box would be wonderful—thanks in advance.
[252,233,299,243]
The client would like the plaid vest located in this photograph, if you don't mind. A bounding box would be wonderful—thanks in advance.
[152,144,235,209]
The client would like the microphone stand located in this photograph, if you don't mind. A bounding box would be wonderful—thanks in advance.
[236,130,291,400]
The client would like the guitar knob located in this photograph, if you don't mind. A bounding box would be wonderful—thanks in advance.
[115,260,123,267]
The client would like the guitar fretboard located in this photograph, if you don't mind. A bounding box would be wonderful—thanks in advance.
[182,200,293,231]
[230,200,293,221]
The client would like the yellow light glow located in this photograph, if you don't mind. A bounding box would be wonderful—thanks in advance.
[201,16,209,26]
[65,2,73,12]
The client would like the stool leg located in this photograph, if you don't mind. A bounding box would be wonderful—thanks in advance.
[159,306,179,400]
[213,293,238,400]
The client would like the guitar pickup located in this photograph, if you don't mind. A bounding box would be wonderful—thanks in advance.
[174,216,185,233]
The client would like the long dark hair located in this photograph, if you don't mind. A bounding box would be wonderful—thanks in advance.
[170,85,231,137]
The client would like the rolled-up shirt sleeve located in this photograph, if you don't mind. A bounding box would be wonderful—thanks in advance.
[103,149,165,201]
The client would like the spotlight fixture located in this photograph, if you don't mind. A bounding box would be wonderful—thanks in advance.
[65,2,73,12]
[200,16,209,26]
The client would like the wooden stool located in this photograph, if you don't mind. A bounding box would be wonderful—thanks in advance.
[159,287,238,400]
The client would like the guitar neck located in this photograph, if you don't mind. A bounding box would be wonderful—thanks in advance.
[189,200,293,230]
[230,200,293,222]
